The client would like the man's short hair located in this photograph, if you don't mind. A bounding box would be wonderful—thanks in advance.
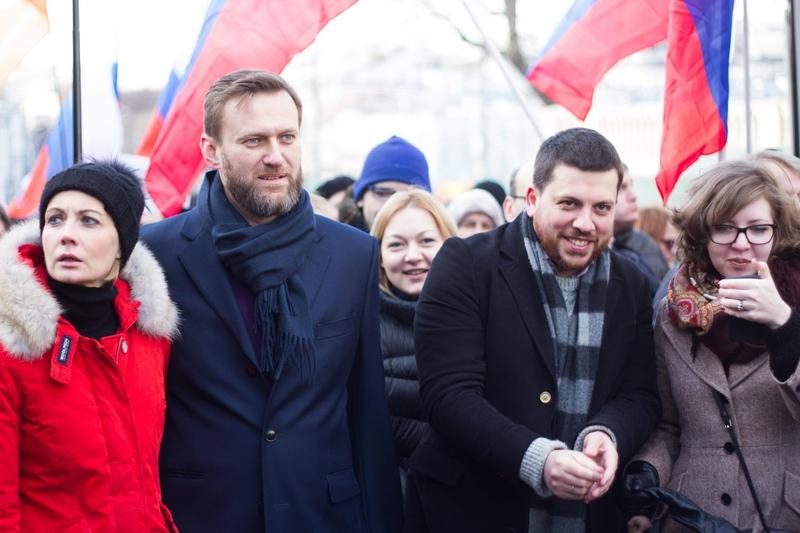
[507,167,520,197]
[204,69,303,140]
[533,128,624,191]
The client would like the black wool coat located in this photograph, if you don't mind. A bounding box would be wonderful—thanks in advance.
[379,291,426,461]
[406,218,661,533]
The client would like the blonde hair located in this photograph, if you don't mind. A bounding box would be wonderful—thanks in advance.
[636,206,672,246]
[370,189,457,294]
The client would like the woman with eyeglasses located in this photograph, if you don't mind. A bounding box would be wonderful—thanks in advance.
[622,161,800,532]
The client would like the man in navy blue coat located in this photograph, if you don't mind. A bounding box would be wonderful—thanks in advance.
[142,69,402,532]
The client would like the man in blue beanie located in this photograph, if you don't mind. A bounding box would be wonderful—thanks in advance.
[353,135,432,228]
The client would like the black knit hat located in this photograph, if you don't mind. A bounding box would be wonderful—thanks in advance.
[315,175,354,199]
[39,160,145,268]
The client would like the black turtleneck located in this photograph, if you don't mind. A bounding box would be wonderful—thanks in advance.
[387,282,419,302]
[47,275,120,340]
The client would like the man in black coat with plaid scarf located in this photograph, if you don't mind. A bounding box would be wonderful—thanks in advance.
[405,128,660,533]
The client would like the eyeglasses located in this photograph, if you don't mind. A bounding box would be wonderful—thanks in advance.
[367,185,407,199]
[710,224,776,245]
[510,195,526,200]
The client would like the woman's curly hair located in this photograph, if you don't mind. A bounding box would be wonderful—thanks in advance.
[674,160,800,274]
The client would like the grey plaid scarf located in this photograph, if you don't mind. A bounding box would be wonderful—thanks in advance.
[521,214,610,533]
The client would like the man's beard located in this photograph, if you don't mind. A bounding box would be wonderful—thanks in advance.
[221,156,303,220]
[533,218,610,275]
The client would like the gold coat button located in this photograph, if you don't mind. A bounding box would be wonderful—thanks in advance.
[539,391,552,404]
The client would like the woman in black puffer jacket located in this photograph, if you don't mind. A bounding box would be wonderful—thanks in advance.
[371,190,457,475]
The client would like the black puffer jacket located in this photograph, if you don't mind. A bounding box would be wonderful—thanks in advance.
[379,291,427,460]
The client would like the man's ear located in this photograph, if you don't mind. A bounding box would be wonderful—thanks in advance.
[525,186,537,217]
[502,197,514,223]
[200,134,221,169]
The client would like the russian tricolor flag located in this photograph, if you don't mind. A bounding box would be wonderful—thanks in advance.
[656,0,734,203]
[527,0,670,121]
[8,96,75,219]
[136,68,181,157]
[8,0,123,219]
[528,0,734,204]
[135,0,222,158]
[142,0,357,217]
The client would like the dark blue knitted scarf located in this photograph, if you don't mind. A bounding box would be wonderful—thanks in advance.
[206,173,316,381]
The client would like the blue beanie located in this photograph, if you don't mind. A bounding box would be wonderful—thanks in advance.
[353,136,431,201]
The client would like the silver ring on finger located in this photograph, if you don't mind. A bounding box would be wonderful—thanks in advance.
[737,299,744,312]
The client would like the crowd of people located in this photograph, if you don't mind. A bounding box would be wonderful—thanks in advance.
[0,68,799,533]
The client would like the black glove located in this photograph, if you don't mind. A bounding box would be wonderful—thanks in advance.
[620,460,660,519]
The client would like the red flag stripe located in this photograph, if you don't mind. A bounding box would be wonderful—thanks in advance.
[655,0,732,203]
[527,0,669,120]
[7,146,48,219]
[145,0,357,217]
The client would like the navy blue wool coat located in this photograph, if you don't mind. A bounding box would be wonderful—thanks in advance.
[142,198,402,533]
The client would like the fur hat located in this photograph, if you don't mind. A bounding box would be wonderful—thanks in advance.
[353,136,431,201]
[39,160,145,268]
[448,188,505,229]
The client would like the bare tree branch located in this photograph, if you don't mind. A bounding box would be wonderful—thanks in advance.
[419,0,551,103]
[503,0,527,73]
[420,0,483,49]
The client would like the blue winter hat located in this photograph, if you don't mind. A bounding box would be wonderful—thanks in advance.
[353,136,431,201]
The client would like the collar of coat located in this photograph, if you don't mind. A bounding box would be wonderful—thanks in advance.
[0,220,179,361]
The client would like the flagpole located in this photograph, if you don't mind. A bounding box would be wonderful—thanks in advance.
[72,0,82,163]
[742,0,752,154]
[790,0,800,156]
[460,0,545,142]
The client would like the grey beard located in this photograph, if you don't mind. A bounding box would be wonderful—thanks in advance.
[224,163,303,220]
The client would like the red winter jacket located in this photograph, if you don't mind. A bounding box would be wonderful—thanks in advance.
[0,223,180,532]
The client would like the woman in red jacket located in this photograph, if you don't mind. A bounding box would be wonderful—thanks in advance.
[0,161,179,532]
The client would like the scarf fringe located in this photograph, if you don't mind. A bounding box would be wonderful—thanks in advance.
[255,294,315,382]
[257,288,279,315]
[259,332,316,382]
[254,280,316,383]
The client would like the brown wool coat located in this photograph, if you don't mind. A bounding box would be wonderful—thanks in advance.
[633,303,800,532]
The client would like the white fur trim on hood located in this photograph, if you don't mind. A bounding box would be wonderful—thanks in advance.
[0,220,179,361]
